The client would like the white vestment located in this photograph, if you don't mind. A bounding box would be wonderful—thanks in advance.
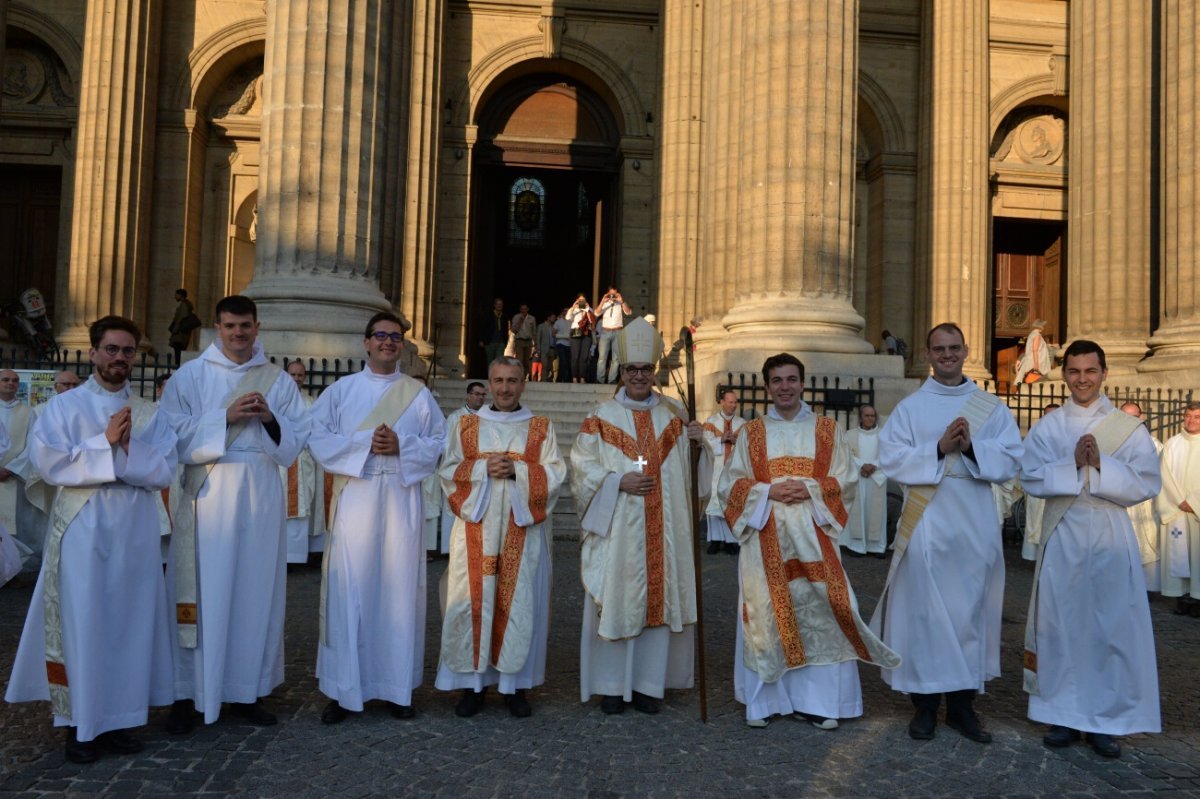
[1022,494,1046,561]
[282,393,325,563]
[703,411,745,544]
[439,406,474,555]
[720,405,899,722]
[839,426,888,554]
[1128,436,1163,589]
[874,378,1022,694]
[1014,329,1052,384]
[1157,431,1200,598]
[5,378,177,741]
[308,369,446,710]
[1021,397,1161,735]
[571,389,708,701]
[159,341,311,724]
[436,405,565,694]
[1,400,47,571]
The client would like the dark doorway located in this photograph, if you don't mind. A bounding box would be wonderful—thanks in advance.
[0,164,62,318]
[991,219,1066,391]
[465,69,622,377]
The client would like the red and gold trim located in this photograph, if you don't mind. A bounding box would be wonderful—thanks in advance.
[449,415,481,517]
[286,462,300,517]
[176,603,197,624]
[814,528,871,660]
[466,520,485,669]
[724,477,756,529]
[757,517,807,667]
[45,661,68,687]
[323,472,335,520]
[817,477,848,527]
[490,516,525,666]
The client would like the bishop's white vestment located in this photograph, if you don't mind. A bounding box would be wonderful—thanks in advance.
[1156,431,1200,599]
[838,426,888,555]
[1021,397,1161,735]
[702,411,745,544]
[159,342,311,724]
[571,389,706,702]
[720,405,899,722]
[436,405,565,694]
[308,369,446,710]
[6,378,177,741]
[874,378,1022,694]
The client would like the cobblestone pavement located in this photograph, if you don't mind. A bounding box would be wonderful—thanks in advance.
[2,536,1199,798]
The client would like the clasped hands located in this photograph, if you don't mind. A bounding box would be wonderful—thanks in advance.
[1074,433,1101,470]
[768,479,811,505]
[486,454,516,479]
[370,424,400,456]
[938,417,972,456]
[227,391,275,425]
[105,406,133,453]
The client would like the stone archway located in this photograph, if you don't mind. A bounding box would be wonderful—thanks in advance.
[465,66,623,376]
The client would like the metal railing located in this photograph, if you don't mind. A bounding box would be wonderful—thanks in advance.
[719,372,875,429]
[977,379,1194,440]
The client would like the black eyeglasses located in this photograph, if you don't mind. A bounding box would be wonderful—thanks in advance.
[623,365,655,375]
[370,331,404,343]
[101,345,138,358]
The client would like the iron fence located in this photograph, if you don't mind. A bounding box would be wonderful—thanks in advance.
[720,372,875,429]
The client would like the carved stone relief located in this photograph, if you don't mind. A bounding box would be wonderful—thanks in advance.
[992,109,1066,167]
[210,59,264,120]
[2,44,75,107]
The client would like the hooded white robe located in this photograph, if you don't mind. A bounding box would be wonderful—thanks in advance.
[839,426,888,554]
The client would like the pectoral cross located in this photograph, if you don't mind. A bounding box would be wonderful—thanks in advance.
[634,455,649,473]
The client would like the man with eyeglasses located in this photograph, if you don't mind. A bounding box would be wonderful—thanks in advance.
[571,317,708,714]
[6,315,178,763]
[307,312,446,725]
[0,368,45,572]
[158,295,311,733]
[873,323,1022,744]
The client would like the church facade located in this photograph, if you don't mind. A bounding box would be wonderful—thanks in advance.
[1,0,1196,402]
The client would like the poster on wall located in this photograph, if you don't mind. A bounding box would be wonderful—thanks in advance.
[13,369,58,407]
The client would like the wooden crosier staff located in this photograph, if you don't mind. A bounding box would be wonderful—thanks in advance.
[683,327,708,722]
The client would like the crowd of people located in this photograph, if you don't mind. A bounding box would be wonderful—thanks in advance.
[0,303,1187,769]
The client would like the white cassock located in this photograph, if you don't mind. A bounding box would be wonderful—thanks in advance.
[1128,436,1163,590]
[6,378,177,741]
[1021,397,1161,735]
[282,393,325,564]
[839,426,888,554]
[720,405,900,722]
[439,406,474,555]
[1022,494,1046,561]
[422,471,441,552]
[1,399,47,571]
[156,465,181,565]
[1014,329,1052,385]
[1156,430,1200,599]
[159,342,311,723]
[571,389,708,702]
[436,406,565,694]
[308,369,446,710]
[702,411,745,544]
[875,378,1022,694]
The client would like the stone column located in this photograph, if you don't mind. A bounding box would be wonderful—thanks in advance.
[247,0,398,357]
[1142,0,1199,373]
[913,0,990,377]
[58,0,161,348]
[654,0,704,344]
[708,0,873,369]
[1067,0,1152,371]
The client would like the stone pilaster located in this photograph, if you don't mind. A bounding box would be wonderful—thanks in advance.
[714,0,875,366]
[1142,0,1200,373]
[1067,0,1152,370]
[913,0,990,377]
[246,0,398,357]
[654,0,704,345]
[58,0,160,348]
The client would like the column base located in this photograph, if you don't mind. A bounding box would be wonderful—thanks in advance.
[1139,322,1200,374]
[720,295,877,355]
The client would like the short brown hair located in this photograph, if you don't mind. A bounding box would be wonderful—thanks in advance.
[761,353,806,384]
[89,315,141,348]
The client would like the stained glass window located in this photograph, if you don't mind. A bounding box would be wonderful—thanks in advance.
[508,177,545,247]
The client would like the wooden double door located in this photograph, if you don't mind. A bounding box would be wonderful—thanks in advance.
[992,220,1065,388]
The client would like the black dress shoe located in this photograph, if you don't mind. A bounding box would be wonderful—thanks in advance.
[724,542,740,555]
[97,729,143,755]
[165,699,198,735]
[231,700,277,726]
[455,689,486,718]
[390,703,415,720]
[600,695,625,714]
[706,541,721,555]
[64,728,100,764]
[1042,725,1081,748]
[945,691,992,743]
[321,700,348,725]
[907,693,939,740]
[1087,732,1121,758]
[631,691,660,714]
[504,690,532,718]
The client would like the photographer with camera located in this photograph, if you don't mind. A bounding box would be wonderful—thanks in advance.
[565,294,595,384]
[595,286,631,384]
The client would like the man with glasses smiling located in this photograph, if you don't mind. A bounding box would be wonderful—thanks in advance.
[571,317,708,715]
[874,322,1022,744]
[159,295,310,733]
[308,312,446,724]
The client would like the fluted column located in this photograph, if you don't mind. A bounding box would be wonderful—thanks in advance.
[1067,0,1152,370]
[714,0,872,360]
[58,0,161,348]
[1142,0,1199,373]
[247,0,397,357]
[654,0,704,345]
[913,0,990,377]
